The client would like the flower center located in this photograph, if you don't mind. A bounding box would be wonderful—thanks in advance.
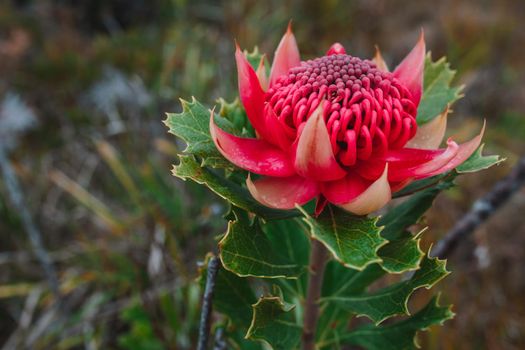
[265,54,418,166]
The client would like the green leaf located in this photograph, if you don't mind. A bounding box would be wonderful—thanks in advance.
[456,144,504,173]
[173,155,298,220]
[199,254,256,327]
[378,230,424,273]
[217,98,254,137]
[380,181,453,240]
[324,253,449,324]
[219,218,306,279]
[322,295,454,350]
[164,97,234,168]
[263,219,311,298]
[392,174,451,198]
[244,46,267,73]
[246,295,302,350]
[318,263,385,345]
[322,262,385,298]
[299,205,387,270]
[417,54,463,124]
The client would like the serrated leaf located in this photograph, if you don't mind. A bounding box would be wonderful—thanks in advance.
[246,296,302,350]
[199,255,256,326]
[318,263,386,345]
[393,174,451,198]
[164,97,235,169]
[378,230,424,273]
[219,218,306,279]
[264,219,311,298]
[456,144,504,173]
[321,295,454,350]
[418,54,463,124]
[322,262,385,298]
[324,253,449,324]
[380,181,453,240]
[299,205,387,270]
[217,97,254,137]
[173,155,299,220]
[244,46,267,73]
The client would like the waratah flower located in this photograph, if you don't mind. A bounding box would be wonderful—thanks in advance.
[210,24,483,215]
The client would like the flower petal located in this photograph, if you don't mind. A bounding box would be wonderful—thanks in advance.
[246,174,319,209]
[264,104,294,150]
[406,106,449,149]
[322,172,369,204]
[294,105,347,181]
[269,23,301,87]
[326,43,346,56]
[413,122,485,178]
[393,30,425,106]
[235,44,270,139]
[210,112,296,177]
[326,165,391,215]
[372,45,389,72]
[388,122,485,182]
[256,55,269,91]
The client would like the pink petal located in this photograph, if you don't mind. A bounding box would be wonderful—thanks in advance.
[264,104,294,150]
[372,45,389,72]
[210,112,296,177]
[294,105,347,181]
[322,172,370,204]
[389,122,485,182]
[235,44,270,139]
[269,23,301,87]
[406,107,449,149]
[256,55,269,91]
[246,174,319,209]
[325,165,391,215]
[413,122,485,177]
[393,30,425,106]
[326,43,346,56]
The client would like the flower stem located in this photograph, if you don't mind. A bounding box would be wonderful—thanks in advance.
[302,238,328,350]
[197,255,221,350]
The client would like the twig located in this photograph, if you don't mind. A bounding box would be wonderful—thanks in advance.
[0,146,60,298]
[212,326,227,350]
[432,156,525,258]
[302,239,328,350]
[197,255,221,350]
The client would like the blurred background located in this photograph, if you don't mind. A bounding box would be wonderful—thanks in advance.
[0,0,524,349]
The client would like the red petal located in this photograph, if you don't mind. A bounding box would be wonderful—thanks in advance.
[269,23,301,87]
[388,122,485,182]
[264,104,294,150]
[393,30,425,106]
[322,172,369,204]
[324,165,391,215]
[210,112,296,177]
[235,44,270,139]
[326,43,346,56]
[246,174,319,209]
[294,105,347,181]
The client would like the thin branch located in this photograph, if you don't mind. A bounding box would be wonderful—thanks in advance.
[197,255,221,350]
[0,146,60,298]
[433,156,525,258]
[212,326,227,350]
[302,239,328,350]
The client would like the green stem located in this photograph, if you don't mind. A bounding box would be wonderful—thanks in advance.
[302,238,328,350]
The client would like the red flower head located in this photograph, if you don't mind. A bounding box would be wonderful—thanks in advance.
[210,24,483,215]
